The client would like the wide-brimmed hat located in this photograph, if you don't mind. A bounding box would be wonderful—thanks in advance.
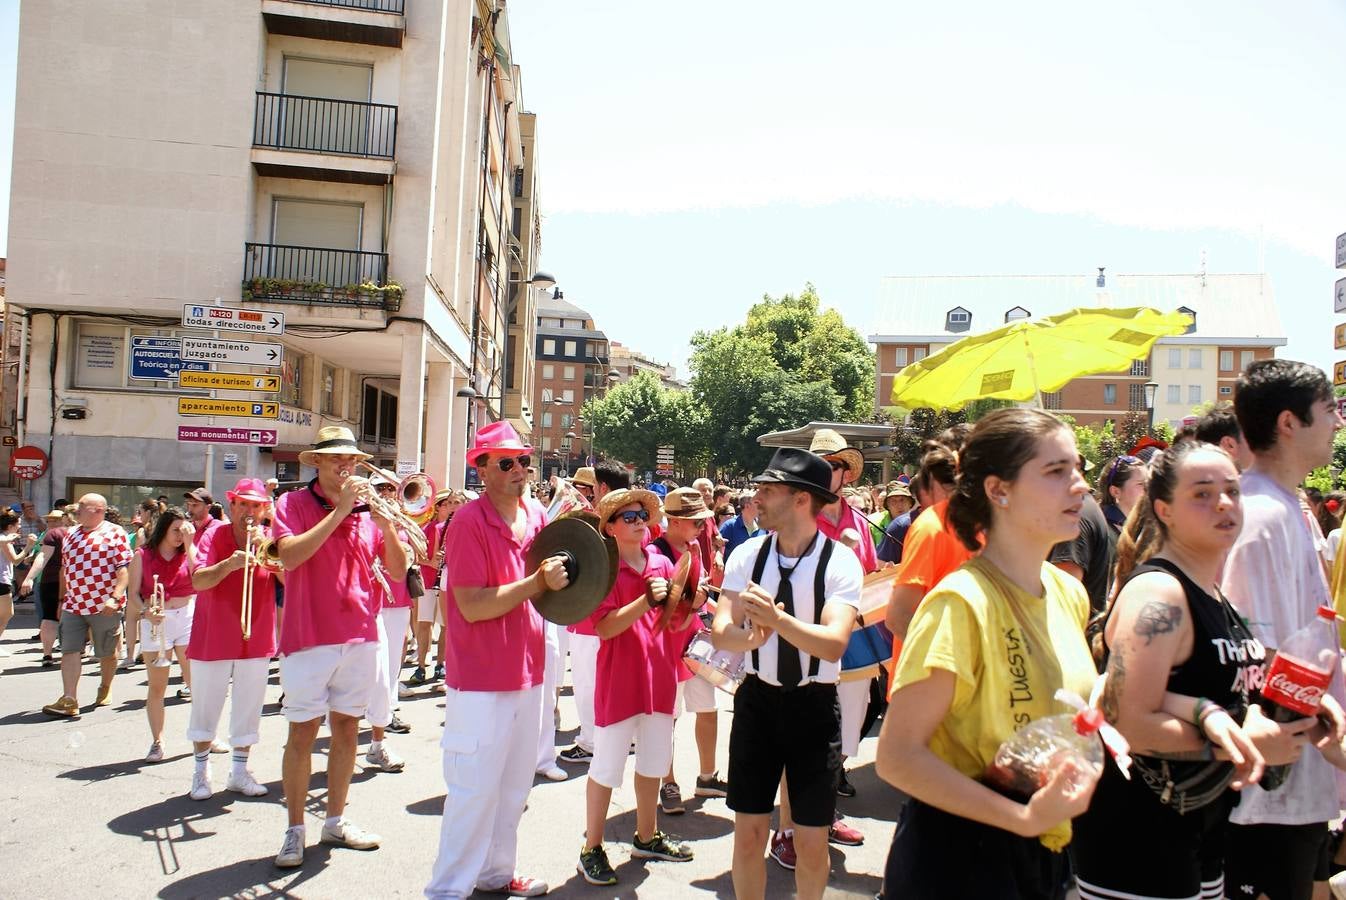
[225,478,271,503]
[884,482,913,501]
[808,428,864,484]
[596,488,663,530]
[298,426,372,467]
[572,466,597,489]
[468,421,532,463]
[752,448,839,505]
[663,486,714,520]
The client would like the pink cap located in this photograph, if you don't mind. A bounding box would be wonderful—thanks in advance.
[226,478,271,503]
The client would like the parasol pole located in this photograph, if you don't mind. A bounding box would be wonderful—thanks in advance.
[1021,330,1044,408]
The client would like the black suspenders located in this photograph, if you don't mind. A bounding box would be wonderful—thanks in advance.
[747,534,834,681]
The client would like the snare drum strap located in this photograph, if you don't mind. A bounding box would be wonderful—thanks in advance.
[748,535,834,680]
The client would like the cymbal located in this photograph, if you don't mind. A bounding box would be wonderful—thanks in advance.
[526,517,617,625]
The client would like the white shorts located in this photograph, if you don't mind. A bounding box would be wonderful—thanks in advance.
[139,602,194,651]
[417,587,444,625]
[185,657,271,747]
[279,641,379,723]
[590,713,675,790]
[676,676,718,716]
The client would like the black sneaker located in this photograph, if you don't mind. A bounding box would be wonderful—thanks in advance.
[694,772,728,798]
[578,846,617,886]
[41,654,55,668]
[407,666,427,686]
[386,714,411,734]
[432,663,445,683]
[659,782,685,815]
[631,830,693,862]
[836,768,857,798]
[559,744,593,764]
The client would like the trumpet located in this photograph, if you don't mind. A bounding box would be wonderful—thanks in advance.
[338,467,431,564]
[148,574,170,668]
[358,462,436,526]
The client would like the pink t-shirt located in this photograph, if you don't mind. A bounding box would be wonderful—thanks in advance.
[187,523,277,661]
[378,528,414,610]
[587,546,683,726]
[817,504,879,575]
[420,518,448,587]
[138,546,195,600]
[441,495,548,692]
[272,483,386,655]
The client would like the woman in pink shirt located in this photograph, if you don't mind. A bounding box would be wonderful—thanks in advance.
[578,489,696,887]
[127,507,197,763]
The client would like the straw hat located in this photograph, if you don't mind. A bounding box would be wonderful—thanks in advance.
[572,466,597,489]
[808,428,864,484]
[663,487,714,520]
[596,488,663,530]
[298,426,372,467]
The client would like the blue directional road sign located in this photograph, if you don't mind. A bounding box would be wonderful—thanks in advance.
[129,337,209,381]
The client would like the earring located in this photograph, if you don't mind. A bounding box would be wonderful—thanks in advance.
[997,498,1008,507]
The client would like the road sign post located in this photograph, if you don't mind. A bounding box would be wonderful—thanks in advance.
[182,305,285,336]
[180,337,283,367]
[178,398,279,419]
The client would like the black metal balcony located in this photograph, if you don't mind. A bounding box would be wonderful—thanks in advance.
[243,243,400,310]
[293,0,404,11]
[254,92,396,159]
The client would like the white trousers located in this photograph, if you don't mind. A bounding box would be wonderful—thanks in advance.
[185,657,270,747]
[425,685,543,899]
[367,607,410,728]
[838,677,871,758]
[535,621,564,770]
[568,632,600,753]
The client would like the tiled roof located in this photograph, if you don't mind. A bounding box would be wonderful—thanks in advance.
[869,274,1285,344]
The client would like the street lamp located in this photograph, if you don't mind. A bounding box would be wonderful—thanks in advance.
[1143,381,1159,432]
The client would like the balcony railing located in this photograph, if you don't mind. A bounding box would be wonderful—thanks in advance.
[243,243,399,310]
[253,92,397,159]
[289,0,405,12]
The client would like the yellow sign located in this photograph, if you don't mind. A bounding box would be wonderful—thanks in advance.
[1337,323,1346,350]
[178,398,279,419]
[1335,361,1346,387]
[178,371,281,392]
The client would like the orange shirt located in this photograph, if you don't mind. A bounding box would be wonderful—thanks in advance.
[893,500,974,594]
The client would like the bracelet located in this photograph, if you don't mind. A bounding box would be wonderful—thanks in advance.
[1196,701,1227,732]
[1192,697,1212,726]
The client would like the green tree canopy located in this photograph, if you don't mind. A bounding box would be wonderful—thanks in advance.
[583,372,707,476]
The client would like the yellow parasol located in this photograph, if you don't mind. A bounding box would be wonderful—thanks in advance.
[888,306,1193,411]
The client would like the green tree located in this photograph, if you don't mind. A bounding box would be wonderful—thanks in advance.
[583,372,707,476]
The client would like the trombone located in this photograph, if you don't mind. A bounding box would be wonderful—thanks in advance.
[338,466,431,564]
[148,574,170,668]
[358,462,436,526]
[240,516,264,641]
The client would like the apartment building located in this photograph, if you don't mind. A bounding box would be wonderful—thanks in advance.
[869,273,1286,428]
[532,293,614,479]
[610,341,683,390]
[6,0,545,511]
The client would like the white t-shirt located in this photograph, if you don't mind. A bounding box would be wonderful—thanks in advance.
[1220,468,1345,826]
[720,532,863,686]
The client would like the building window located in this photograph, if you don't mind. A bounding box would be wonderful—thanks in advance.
[542,339,556,355]
[280,353,307,408]
[561,413,572,428]
[541,436,551,451]
[1189,385,1202,404]
[561,389,574,403]
[1220,386,1232,395]
[542,412,552,428]
[1168,348,1182,368]
[321,364,339,416]
[1219,350,1234,371]
[893,347,908,367]
[1042,391,1063,410]
[1188,349,1202,369]
[1166,384,1180,404]
[1130,358,1150,377]
[1241,350,1255,370]
[945,307,972,333]
[541,364,554,379]
[1004,306,1030,322]
[1128,384,1146,410]
[1177,306,1197,334]
[361,383,397,444]
[71,322,219,393]
[1103,384,1117,405]
[506,334,517,390]
[913,347,927,361]
[564,340,577,356]
[563,365,576,380]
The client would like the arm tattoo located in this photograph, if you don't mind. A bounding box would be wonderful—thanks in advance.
[1134,600,1183,645]
[1101,646,1125,725]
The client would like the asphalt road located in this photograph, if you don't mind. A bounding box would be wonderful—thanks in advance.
[0,604,900,899]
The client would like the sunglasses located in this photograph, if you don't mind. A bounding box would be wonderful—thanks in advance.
[610,509,650,525]
[1105,454,1142,481]
[492,455,531,472]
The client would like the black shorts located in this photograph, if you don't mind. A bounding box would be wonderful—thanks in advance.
[726,675,841,828]
[882,798,1070,900]
[0,582,11,597]
[1225,820,1330,900]
[40,583,60,621]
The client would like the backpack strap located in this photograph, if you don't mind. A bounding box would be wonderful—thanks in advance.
[749,536,774,673]
[652,536,675,561]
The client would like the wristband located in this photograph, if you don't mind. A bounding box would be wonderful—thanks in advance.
[1192,697,1212,727]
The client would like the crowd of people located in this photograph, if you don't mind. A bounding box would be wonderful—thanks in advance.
[7,356,1346,899]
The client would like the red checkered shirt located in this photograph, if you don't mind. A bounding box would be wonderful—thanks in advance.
[61,521,132,615]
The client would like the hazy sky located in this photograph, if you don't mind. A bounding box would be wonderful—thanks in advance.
[3,1,1343,379]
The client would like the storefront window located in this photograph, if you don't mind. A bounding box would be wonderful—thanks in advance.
[68,479,199,524]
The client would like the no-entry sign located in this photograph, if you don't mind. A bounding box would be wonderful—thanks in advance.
[10,445,48,480]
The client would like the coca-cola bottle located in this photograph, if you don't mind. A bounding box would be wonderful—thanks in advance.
[985,707,1107,798]
[1257,604,1340,789]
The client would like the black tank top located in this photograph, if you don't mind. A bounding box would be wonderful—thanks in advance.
[1113,558,1265,719]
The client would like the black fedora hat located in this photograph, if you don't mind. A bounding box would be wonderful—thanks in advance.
[751,448,839,505]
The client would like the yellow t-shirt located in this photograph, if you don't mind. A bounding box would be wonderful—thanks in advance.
[893,556,1097,851]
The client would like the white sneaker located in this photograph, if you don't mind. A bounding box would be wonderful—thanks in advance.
[320,819,380,850]
[365,744,405,772]
[536,765,567,782]
[189,769,212,801]
[397,683,412,700]
[209,739,230,754]
[225,769,269,797]
[275,827,305,867]
[1330,869,1346,900]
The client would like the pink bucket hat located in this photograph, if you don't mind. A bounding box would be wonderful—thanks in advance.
[468,421,532,463]
[226,477,271,503]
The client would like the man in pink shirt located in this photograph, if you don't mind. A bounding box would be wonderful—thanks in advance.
[270,427,409,869]
[425,421,569,900]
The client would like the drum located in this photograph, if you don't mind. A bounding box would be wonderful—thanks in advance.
[855,569,897,628]
[683,632,746,695]
[839,622,894,682]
